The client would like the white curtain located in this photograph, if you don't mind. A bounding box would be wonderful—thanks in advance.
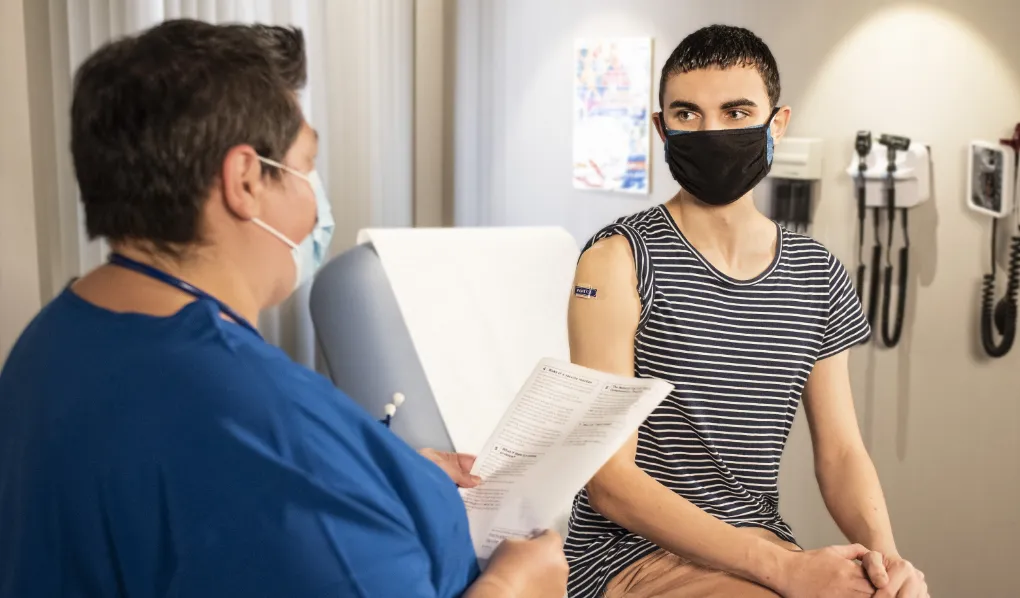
[40,0,414,368]
[453,0,506,227]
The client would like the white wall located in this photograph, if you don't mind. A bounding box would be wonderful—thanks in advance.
[464,0,1020,595]
[0,0,43,363]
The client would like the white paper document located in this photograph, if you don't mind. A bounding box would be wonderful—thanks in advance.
[461,358,674,562]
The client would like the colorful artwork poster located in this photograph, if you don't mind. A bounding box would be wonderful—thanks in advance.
[573,38,652,194]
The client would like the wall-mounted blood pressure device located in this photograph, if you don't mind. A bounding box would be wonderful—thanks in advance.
[967,124,1019,358]
[846,132,931,348]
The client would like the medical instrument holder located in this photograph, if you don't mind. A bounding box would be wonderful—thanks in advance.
[845,139,931,209]
[971,125,1020,357]
[845,136,931,348]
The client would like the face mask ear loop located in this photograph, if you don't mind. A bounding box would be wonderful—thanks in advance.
[256,155,318,226]
[658,111,672,138]
[764,107,781,165]
[258,156,298,176]
[766,107,781,134]
[257,155,313,191]
[251,218,299,250]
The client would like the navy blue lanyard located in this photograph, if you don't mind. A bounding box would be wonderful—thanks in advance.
[108,253,262,338]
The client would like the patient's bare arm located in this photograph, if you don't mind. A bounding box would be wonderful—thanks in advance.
[803,352,928,596]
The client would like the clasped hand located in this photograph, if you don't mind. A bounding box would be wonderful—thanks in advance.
[861,551,929,598]
[780,544,928,598]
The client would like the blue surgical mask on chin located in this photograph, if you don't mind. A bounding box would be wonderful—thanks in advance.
[252,158,336,291]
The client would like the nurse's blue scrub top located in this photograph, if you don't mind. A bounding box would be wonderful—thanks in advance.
[0,289,480,597]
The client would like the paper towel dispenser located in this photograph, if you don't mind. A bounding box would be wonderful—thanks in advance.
[769,137,824,180]
[764,137,824,232]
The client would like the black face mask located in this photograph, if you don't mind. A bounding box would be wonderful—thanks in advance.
[661,108,779,206]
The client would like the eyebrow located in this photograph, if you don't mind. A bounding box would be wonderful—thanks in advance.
[667,98,759,112]
[668,100,701,112]
[720,98,758,110]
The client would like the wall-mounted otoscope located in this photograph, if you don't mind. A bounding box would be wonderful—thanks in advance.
[853,131,882,334]
[854,131,872,302]
[967,124,1020,358]
[877,134,912,348]
[846,132,931,349]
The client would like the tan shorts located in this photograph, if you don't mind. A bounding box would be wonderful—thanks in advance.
[603,529,798,598]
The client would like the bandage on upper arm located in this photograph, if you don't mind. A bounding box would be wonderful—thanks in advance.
[568,236,641,378]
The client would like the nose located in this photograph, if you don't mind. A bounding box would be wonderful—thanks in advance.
[700,115,727,132]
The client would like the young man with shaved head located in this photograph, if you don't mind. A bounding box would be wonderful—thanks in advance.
[564,25,928,598]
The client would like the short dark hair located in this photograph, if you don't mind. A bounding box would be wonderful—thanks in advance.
[233,23,307,89]
[659,25,780,110]
[71,19,307,251]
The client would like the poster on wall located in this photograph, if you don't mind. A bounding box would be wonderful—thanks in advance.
[572,37,652,194]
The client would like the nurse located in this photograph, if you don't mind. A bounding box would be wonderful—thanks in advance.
[0,19,566,598]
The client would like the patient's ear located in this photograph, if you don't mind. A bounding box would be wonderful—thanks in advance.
[652,112,667,143]
[770,106,792,144]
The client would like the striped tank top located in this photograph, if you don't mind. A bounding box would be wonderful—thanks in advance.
[564,205,870,597]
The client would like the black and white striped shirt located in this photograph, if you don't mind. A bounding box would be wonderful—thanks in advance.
[564,205,870,598]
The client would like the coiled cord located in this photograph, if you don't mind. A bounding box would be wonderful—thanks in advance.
[855,174,867,301]
[880,208,909,347]
[866,208,882,330]
[980,223,1020,358]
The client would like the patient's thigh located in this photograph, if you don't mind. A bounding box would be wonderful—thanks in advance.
[604,550,781,598]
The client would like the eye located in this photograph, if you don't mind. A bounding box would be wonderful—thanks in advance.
[727,109,750,121]
[677,110,697,122]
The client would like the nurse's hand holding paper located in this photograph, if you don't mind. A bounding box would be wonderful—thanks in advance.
[461,358,673,562]
[465,530,568,598]
[420,448,483,489]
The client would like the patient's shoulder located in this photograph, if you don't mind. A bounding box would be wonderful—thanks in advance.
[584,234,633,262]
[576,235,636,288]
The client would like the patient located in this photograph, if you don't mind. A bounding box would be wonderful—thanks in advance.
[0,20,565,598]
[563,25,928,598]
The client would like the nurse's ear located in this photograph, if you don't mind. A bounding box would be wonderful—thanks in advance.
[220,144,264,221]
